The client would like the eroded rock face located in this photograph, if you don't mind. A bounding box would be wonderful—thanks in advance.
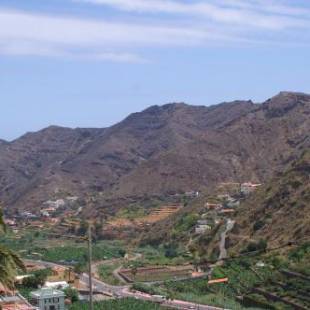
[0,92,309,213]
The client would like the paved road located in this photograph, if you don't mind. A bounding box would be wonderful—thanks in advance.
[25,259,225,310]
[80,273,224,310]
[219,219,235,260]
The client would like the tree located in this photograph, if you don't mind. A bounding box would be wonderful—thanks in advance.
[64,287,79,303]
[74,262,85,274]
[245,238,268,253]
[164,243,178,258]
[0,208,26,289]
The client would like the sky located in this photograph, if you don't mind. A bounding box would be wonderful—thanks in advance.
[1,0,310,141]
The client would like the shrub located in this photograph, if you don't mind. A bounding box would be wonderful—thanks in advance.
[164,243,178,258]
[132,283,162,296]
[289,242,310,262]
[64,287,79,303]
[253,220,265,231]
[22,268,52,288]
[175,213,199,232]
[245,239,267,253]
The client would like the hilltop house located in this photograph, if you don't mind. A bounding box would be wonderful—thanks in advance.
[219,209,235,214]
[224,198,240,208]
[43,199,66,209]
[195,220,212,234]
[4,219,16,226]
[40,207,57,218]
[205,202,222,210]
[184,191,199,197]
[20,211,37,219]
[241,182,261,195]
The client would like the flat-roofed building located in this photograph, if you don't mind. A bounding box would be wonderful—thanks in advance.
[30,288,65,310]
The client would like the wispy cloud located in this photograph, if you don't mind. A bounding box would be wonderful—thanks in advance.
[0,9,209,62]
[0,8,250,61]
[0,40,147,63]
[77,0,310,30]
[0,0,309,62]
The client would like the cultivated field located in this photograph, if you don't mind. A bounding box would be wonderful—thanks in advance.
[107,206,181,228]
[119,265,194,282]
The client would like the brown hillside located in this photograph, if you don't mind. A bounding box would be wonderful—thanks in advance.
[0,91,309,214]
[229,150,310,251]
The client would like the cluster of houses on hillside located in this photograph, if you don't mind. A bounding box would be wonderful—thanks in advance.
[194,182,261,235]
[4,196,82,232]
[219,181,262,196]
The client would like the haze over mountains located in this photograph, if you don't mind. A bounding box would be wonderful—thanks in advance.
[0,91,309,213]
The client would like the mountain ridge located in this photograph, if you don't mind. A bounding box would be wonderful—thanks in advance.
[0,91,309,215]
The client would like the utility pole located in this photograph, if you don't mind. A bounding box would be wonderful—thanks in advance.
[88,223,94,310]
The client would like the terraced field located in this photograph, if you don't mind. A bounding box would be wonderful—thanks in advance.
[245,270,310,309]
[107,206,181,228]
[119,265,194,283]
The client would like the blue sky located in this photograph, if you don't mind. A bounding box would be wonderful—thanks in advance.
[1,0,309,141]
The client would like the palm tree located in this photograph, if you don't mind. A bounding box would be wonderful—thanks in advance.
[0,208,25,289]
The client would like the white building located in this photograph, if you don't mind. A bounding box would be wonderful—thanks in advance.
[30,288,65,310]
[241,182,261,195]
[45,281,69,290]
[195,224,211,234]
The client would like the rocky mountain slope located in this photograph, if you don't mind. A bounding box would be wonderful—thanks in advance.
[229,150,310,251]
[0,91,309,213]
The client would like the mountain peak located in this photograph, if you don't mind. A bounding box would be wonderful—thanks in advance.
[269,91,310,102]
[143,102,188,113]
[262,91,310,118]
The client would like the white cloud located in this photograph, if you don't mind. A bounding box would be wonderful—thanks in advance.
[0,1,309,61]
[0,40,147,63]
[217,0,310,17]
[0,8,255,61]
[78,0,310,30]
[0,9,204,47]
[0,8,211,62]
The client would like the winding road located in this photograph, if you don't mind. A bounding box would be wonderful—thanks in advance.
[24,259,224,310]
[218,219,235,261]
